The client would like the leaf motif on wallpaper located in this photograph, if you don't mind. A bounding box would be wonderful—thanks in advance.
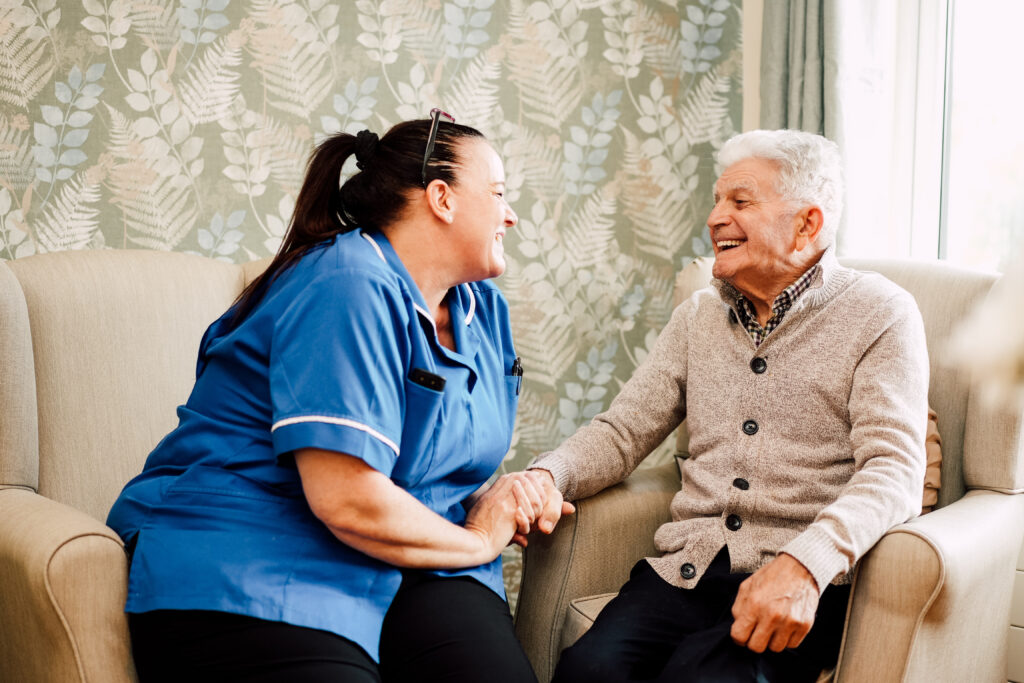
[393,62,438,121]
[33,169,102,253]
[178,0,230,47]
[506,0,583,131]
[248,0,333,118]
[442,0,493,61]
[321,77,380,137]
[509,387,560,457]
[179,32,244,125]
[103,103,198,250]
[620,128,696,261]
[195,209,246,262]
[503,203,578,386]
[631,259,676,329]
[257,114,309,196]
[562,91,620,196]
[0,3,56,108]
[496,121,563,205]
[33,62,105,223]
[0,114,35,190]
[389,0,442,60]
[129,0,179,51]
[562,184,617,269]
[599,0,643,80]
[635,1,681,78]
[444,52,501,133]
[0,187,35,260]
[80,0,130,51]
[218,103,271,199]
[355,0,402,66]
[678,65,731,146]
[680,0,728,75]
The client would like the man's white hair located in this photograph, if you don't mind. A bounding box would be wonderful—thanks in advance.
[717,130,844,249]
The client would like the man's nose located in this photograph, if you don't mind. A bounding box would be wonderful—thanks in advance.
[707,201,728,228]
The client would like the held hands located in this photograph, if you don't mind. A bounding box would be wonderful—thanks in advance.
[730,553,819,654]
[507,469,575,547]
[463,469,574,561]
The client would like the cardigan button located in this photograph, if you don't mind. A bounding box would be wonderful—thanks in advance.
[742,420,758,435]
[732,477,749,490]
[726,514,743,531]
[750,357,767,374]
[680,563,696,579]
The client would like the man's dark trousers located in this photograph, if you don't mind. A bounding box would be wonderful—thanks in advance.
[552,547,850,682]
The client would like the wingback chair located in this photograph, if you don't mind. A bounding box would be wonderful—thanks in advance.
[0,249,268,682]
[514,257,1024,682]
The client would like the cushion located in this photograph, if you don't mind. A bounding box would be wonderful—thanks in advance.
[922,407,942,513]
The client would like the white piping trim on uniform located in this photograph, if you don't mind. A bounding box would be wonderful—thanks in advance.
[361,232,386,262]
[462,283,476,325]
[271,416,399,456]
[413,303,438,335]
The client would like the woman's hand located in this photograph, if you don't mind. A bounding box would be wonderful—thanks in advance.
[463,475,540,558]
[467,469,574,547]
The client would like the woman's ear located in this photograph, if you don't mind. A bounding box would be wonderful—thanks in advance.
[426,180,455,224]
[794,206,823,251]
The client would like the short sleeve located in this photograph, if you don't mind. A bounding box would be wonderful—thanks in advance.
[269,269,408,475]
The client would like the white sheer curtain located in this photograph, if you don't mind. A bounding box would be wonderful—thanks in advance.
[759,0,947,259]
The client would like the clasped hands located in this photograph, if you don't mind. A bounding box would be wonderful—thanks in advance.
[464,469,574,553]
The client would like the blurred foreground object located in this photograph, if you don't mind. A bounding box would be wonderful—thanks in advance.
[945,256,1024,409]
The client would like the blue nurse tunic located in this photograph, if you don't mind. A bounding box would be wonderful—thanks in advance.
[106,229,520,662]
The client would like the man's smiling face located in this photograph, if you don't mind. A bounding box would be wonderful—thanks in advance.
[706,157,808,296]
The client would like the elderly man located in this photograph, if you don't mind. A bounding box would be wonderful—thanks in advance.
[521,130,929,682]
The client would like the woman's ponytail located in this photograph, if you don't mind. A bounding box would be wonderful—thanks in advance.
[224,116,485,331]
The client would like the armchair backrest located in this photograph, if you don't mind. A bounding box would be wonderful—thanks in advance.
[0,250,268,522]
[672,257,1022,509]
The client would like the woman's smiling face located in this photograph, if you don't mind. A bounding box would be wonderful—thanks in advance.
[447,138,518,281]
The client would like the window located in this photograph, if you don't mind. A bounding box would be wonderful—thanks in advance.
[940,0,1024,272]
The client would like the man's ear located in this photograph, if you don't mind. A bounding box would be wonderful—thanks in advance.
[794,206,823,251]
[426,179,455,224]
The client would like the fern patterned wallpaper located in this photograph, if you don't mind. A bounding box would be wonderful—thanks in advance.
[0,0,742,600]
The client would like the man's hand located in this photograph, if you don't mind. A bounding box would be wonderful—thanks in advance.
[730,553,819,653]
[503,469,575,546]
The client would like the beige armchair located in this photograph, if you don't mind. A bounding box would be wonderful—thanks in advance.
[515,257,1024,682]
[0,249,267,682]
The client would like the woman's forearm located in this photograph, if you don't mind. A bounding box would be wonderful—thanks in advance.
[295,448,524,569]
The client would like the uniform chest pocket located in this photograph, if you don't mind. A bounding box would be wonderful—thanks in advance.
[391,378,444,488]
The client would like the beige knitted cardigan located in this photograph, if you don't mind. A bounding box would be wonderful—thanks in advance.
[531,249,929,592]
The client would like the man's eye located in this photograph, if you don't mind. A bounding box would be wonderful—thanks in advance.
[734,199,747,207]
[494,192,504,198]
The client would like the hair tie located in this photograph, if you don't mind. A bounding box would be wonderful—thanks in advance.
[354,129,379,170]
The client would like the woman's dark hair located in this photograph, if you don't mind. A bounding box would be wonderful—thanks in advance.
[226,117,485,329]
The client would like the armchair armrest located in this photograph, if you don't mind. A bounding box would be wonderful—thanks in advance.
[0,488,136,683]
[514,462,678,683]
[837,489,1024,683]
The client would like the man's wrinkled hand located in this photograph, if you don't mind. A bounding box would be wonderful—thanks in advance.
[730,553,819,653]
[505,469,574,546]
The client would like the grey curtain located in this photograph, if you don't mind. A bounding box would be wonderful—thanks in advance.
[759,0,838,136]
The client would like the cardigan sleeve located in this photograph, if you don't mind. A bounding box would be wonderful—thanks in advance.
[781,288,929,592]
[529,297,695,501]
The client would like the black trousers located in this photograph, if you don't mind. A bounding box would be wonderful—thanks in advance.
[553,549,851,683]
[129,572,537,683]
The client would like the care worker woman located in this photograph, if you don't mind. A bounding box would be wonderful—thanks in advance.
[107,111,566,682]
